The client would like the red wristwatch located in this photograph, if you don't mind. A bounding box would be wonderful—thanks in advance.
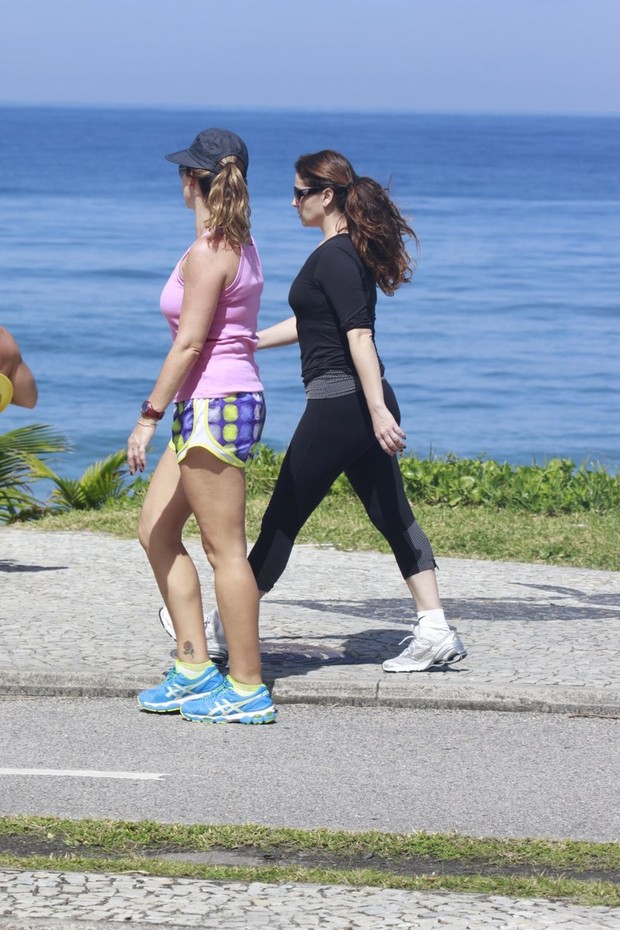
[140,400,165,421]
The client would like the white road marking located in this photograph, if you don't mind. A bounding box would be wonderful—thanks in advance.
[0,768,165,780]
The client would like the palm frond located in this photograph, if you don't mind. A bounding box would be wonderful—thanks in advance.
[0,487,48,524]
[0,425,69,488]
[0,424,68,457]
[0,425,70,523]
[0,427,132,521]
[72,450,130,508]
[22,449,131,511]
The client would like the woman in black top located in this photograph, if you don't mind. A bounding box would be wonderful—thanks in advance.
[250,149,467,672]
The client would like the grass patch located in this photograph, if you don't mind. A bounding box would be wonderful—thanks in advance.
[0,817,618,907]
[11,447,620,569]
[24,488,620,571]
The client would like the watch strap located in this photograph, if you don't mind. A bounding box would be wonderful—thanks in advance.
[140,400,165,421]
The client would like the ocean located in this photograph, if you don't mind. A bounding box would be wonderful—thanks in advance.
[1,106,619,477]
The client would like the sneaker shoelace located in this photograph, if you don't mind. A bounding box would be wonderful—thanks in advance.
[397,634,424,655]
[398,633,440,656]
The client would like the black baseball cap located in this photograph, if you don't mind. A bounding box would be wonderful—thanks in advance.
[165,128,249,176]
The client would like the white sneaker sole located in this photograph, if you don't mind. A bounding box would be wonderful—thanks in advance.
[383,640,467,673]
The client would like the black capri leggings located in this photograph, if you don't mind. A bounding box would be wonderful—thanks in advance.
[248,381,437,593]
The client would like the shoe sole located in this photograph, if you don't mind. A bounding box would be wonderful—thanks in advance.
[436,648,467,666]
[137,687,225,713]
[158,608,229,664]
[182,711,277,725]
[383,648,468,673]
[207,650,228,665]
[137,700,183,713]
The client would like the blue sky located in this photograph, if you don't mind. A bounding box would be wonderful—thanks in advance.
[1,0,618,114]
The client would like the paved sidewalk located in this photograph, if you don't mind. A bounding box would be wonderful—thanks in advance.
[0,870,619,930]
[1,527,619,714]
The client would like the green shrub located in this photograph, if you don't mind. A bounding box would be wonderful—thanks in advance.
[248,448,619,515]
[4,432,618,523]
[399,455,619,514]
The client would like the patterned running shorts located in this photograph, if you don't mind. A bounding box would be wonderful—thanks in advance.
[169,392,266,468]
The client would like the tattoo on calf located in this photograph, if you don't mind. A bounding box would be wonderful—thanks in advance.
[182,640,195,659]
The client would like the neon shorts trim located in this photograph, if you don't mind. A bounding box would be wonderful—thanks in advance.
[169,392,266,468]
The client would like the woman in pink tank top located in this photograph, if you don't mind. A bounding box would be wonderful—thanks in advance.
[126,128,275,725]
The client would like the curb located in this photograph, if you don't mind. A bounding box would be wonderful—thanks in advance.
[1,671,619,717]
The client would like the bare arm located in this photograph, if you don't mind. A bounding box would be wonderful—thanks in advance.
[127,239,233,474]
[147,239,231,410]
[0,327,38,408]
[346,328,406,457]
[257,316,298,350]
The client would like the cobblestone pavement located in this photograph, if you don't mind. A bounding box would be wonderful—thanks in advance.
[0,870,618,930]
[1,527,619,713]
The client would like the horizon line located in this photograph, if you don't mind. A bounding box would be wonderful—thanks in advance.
[1,101,619,120]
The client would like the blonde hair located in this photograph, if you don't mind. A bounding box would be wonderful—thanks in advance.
[188,155,251,247]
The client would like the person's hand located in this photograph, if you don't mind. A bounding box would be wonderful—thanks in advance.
[371,406,406,456]
[127,420,157,474]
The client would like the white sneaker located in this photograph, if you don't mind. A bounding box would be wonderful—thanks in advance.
[158,606,228,665]
[382,626,467,673]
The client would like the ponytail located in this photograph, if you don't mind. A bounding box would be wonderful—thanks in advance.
[295,150,417,296]
[189,156,251,247]
[344,176,417,296]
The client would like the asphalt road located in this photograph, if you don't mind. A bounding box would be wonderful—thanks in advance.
[1,697,619,842]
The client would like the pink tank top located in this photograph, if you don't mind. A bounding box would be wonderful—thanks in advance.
[160,236,264,399]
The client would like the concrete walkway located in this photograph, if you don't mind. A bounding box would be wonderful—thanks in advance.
[1,527,619,930]
[1,527,619,714]
[0,871,619,930]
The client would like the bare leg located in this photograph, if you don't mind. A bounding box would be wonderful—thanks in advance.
[404,569,442,612]
[138,445,209,663]
[180,447,261,685]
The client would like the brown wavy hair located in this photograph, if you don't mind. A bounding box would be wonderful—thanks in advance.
[187,155,251,247]
[295,150,418,295]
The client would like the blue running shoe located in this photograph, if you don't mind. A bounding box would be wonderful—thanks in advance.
[137,664,225,713]
[180,678,277,725]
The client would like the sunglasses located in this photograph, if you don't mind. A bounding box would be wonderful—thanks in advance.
[178,165,192,177]
[293,186,323,202]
